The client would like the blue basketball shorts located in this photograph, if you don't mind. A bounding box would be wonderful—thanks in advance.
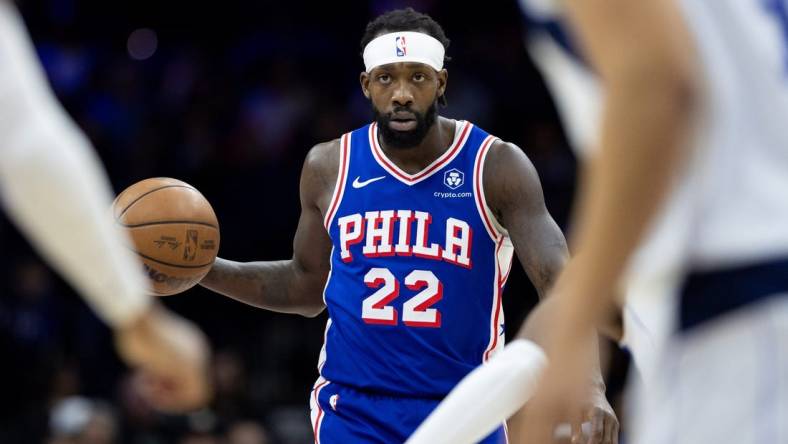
[309,377,508,443]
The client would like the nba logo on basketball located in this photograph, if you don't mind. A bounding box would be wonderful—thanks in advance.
[183,229,198,261]
[395,36,407,56]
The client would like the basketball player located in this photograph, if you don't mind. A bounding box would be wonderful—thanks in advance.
[516,0,674,381]
[510,0,788,442]
[199,7,617,443]
[0,1,210,413]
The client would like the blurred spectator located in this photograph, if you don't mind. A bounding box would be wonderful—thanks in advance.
[226,420,269,444]
[177,434,222,444]
[267,407,313,444]
[48,397,118,444]
[0,260,63,443]
[213,349,253,420]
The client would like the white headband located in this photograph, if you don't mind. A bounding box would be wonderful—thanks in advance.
[363,31,445,72]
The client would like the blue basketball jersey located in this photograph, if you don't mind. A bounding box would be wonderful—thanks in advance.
[318,120,514,398]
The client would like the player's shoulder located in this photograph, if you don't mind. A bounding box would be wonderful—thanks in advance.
[305,138,341,164]
[303,138,341,178]
[483,138,544,211]
[300,138,343,206]
[485,138,538,177]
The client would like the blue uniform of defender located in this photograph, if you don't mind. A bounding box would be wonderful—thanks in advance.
[310,120,513,443]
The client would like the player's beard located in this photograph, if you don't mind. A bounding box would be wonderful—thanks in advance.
[373,100,438,150]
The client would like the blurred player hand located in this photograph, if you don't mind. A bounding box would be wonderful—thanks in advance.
[518,376,618,444]
[114,304,212,413]
[582,384,619,444]
[517,293,619,444]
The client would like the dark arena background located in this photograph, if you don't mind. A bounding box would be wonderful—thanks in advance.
[0,1,625,443]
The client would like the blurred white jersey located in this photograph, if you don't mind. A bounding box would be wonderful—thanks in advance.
[518,0,602,157]
[630,4,788,442]
[521,0,788,355]
[521,0,788,273]
[633,0,788,271]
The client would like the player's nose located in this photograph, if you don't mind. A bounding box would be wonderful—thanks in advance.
[391,82,414,107]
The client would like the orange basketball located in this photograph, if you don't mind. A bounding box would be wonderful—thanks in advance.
[112,178,220,296]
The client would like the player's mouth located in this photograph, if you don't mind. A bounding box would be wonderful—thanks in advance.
[389,119,417,131]
[388,111,418,131]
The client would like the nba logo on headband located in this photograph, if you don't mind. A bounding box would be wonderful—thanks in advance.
[395,36,407,57]
[364,31,444,72]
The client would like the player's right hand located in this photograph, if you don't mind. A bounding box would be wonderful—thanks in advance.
[114,303,212,413]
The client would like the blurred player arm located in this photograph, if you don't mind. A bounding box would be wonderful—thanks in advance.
[0,3,210,412]
[199,141,337,318]
[509,296,618,443]
[559,0,699,324]
[515,1,700,442]
[0,1,151,328]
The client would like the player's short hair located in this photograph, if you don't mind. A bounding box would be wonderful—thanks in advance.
[361,8,451,106]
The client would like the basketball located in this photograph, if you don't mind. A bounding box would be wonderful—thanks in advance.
[112,177,220,296]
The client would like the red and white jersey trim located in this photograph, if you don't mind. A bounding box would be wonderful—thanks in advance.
[473,135,508,242]
[316,317,332,372]
[482,236,514,362]
[475,135,515,362]
[369,120,473,186]
[323,133,352,230]
[310,376,331,444]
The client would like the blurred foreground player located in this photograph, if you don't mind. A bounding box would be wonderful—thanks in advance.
[408,0,693,441]
[516,0,674,382]
[0,1,210,416]
[517,0,788,443]
[200,7,616,443]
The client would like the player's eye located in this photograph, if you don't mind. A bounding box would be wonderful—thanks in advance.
[413,73,426,82]
[377,74,391,84]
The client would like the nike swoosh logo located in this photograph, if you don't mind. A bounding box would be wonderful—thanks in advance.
[352,176,386,189]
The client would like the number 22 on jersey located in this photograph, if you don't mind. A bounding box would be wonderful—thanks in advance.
[362,268,443,327]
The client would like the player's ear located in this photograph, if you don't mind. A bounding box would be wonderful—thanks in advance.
[360,72,371,99]
[437,69,448,99]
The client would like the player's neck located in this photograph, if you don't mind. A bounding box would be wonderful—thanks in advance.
[378,116,456,174]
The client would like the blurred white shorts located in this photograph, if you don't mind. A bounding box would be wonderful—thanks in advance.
[631,294,788,444]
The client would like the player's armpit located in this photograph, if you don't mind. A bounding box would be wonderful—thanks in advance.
[482,140,569,297]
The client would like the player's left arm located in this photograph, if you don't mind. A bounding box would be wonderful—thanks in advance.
[484,140,617,443]
[483,139,569,298]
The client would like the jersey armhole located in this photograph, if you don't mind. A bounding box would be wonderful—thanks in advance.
[323,133,352,230]
[473,135,509,241]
